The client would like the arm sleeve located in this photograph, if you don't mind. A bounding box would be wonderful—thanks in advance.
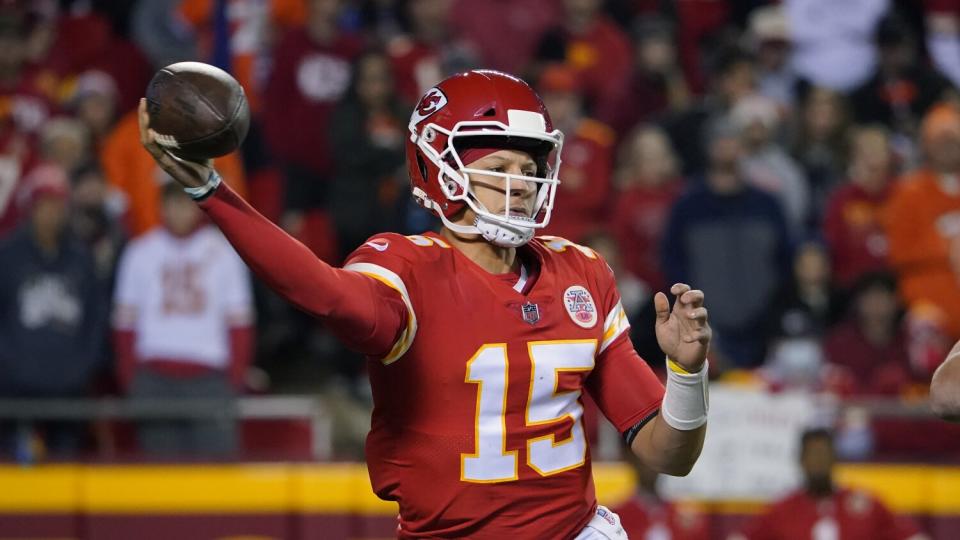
[198,182,408,359]
[585,257,665,434]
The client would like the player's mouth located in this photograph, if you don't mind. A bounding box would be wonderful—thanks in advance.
[507,206,531,219]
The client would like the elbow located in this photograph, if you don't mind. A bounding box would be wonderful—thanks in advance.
[657,460,697,477]
[930,373,960,422]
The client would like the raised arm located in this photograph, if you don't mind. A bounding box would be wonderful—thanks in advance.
[136,99,406,358]
[931,340,960,422]
[630,284,710,476]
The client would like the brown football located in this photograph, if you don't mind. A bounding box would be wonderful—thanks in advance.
[145,61,250,161]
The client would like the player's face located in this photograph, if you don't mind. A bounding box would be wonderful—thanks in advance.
[464,149,539,219]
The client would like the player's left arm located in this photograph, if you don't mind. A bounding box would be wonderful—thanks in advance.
[630,283,710,476]
[931,339,960,422]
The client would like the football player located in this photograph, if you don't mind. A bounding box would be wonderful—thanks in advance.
[931,340,960,422]
[137,70,711,539]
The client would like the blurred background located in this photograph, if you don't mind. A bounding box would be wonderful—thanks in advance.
[0,0,959,539]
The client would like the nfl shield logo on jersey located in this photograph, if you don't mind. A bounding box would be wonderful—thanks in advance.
[521,302,540,325]
[563,285,597,328]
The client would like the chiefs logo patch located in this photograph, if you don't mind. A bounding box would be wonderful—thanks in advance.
[563,285,597,328]
[410,87,448,126]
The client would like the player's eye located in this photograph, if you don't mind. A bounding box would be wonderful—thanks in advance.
[488,166,504,173]
[522,168,536,176]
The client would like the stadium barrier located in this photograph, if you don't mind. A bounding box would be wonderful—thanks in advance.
[1,462,959,539]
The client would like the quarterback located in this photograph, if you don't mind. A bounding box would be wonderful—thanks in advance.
[138,70,711,539]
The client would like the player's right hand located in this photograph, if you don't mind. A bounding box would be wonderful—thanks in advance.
[137,97,213,189]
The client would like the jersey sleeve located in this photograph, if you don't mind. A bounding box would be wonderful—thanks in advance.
[217,240,254,326]
[584,251,665,434]
[198,182,407,359]
[342,234,422,365]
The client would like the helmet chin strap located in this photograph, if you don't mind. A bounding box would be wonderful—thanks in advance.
[433,205,535,248]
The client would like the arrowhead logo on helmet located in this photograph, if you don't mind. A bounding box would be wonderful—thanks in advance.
[411,88,448,126]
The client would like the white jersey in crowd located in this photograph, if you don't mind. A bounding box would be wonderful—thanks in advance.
[786,0,889,92]
[113,225,253,369]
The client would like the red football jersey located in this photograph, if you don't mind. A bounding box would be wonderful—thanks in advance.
[344,232,665,539]
[738,488,922,540]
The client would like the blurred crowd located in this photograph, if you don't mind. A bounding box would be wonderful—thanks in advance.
[0,0,959,459]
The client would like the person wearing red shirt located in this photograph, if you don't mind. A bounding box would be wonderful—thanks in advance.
[537,64,616,243]
[614,455,710,540]
[385,0,480,106]
[261,0,364,216]
[822,126,894,290]
[732,429,927,540]
[609,125,684,294]
[137,69,713,539]
[533,0,633,115]
[822,272,913,396]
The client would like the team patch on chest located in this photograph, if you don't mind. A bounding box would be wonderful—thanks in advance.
[563,285,597,328]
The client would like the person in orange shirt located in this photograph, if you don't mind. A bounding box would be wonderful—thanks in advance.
[884,103,960,340]
[100,109,246,237]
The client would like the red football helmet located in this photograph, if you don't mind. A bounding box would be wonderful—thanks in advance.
[406,70,564,247]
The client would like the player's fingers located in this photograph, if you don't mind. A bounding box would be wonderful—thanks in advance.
[670,283,691,297]
[654,291,670,323]
[138,98,151,145]
[683,326,712,344]
[680,289,704,307]
[687,307,708,324]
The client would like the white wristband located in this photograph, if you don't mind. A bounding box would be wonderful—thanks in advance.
[184,169,222,200]
[660,358,709,430]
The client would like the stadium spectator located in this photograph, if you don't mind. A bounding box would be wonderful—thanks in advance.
[177,0,307,113]
[449,0,560,76]
[822,125,894,289]
[747,5,798,111]
[731,428,927,540]
[68,70,119,150]
[850,14,953,141]
[609,125,684,295]
[329,50,407,261]
[662,119,792,368]
[537,64,615,243]
[823,272,912,396]
[70,163,125,283]
[663,49,756,177]
[112,182,254,457]
[883,103,960,341]
[767,240,844,342]
[99,108,246,237]
[39,117,89,177]
[261,0,364,237]
[785,0,889,92]
[534,0,633,115]
[385,0,478,106]
[925,0,960,89]
[613,454,710,540]
[792,87,852,223]
[0,164,106,457]
[597,16,691,136]
[732,94,811,236]
[131,0,200,70]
